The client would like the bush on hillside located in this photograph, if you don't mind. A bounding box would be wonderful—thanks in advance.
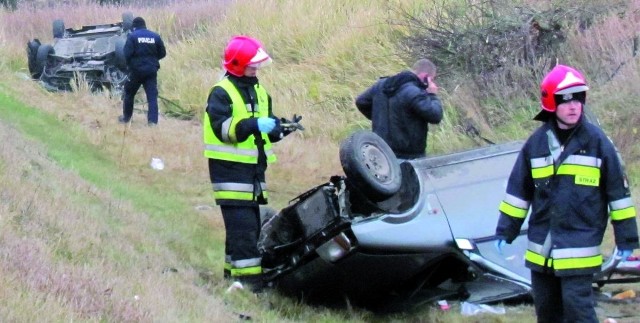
[399,0,631,128]
[402,0,628,81]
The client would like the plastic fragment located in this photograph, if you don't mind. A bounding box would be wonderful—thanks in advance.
[460,301,506,316]
[437,300,450,311]
[611,289,636,300]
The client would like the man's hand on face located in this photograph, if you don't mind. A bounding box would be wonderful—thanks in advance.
[425,76,438,94]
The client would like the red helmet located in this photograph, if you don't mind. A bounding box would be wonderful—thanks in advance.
[223,36,272,77]
[540,65,589,112]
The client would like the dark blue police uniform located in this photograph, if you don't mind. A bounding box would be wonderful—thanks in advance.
[120,17,166,125]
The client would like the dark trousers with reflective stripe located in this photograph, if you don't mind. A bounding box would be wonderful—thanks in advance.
[531,270,597,323]
[220,205,262,286]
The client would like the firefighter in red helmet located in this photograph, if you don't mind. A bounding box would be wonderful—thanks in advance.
[495,64,638,322]
[535,64,590,122]
[223,36,272,77]
[204,36,300,291]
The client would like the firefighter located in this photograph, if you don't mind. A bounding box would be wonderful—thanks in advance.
[204,36,297,291]
[494,64,639,323]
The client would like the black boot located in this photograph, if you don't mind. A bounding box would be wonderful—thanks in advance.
[238,274,264,293]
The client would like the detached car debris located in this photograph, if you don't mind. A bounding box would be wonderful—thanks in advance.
[258,129,640,311]
[26,12,134,93]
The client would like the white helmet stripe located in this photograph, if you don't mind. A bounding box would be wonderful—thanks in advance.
[250,47,271,64]
[555,71,589,94]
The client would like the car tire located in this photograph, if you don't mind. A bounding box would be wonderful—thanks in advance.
[34,44,54,79]
[114,38,127,69]
[52,19,65,39]
[122,12,134,32]
[339,130,402,201]
[27,39,41,78]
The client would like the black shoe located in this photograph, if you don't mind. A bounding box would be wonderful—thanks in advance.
[118,115,130,124]
[238,275,265,294]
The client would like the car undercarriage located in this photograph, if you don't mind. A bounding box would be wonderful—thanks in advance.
[26,13,132,94]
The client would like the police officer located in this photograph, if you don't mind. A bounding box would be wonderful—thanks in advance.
[119,16,166,126]
[204,36,297,291]
[494,65,639,323]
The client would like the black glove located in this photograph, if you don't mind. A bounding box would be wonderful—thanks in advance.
[280,114,304,134]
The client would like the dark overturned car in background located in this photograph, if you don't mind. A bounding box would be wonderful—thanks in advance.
[26,13,133,94]
[258,128,640,311]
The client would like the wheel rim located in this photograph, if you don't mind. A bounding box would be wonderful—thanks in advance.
[360,143,391,183]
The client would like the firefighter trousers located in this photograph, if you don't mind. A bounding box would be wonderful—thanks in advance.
[220,205,263,288]
[531,270,598,323]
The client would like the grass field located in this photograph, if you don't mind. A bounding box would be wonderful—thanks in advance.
[1,0,640,321]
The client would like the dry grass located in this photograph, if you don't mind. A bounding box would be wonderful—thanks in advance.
[0,118,232,321]
[0,0,405,201]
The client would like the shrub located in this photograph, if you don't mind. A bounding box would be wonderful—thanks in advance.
[397,0,633,131]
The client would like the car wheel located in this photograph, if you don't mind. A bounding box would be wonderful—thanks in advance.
[339,130,401,201]
[52,19,65,39]
[122,12,134,32]
[34,44,54,79]
[27,39,41,78]
[114,37,127,69]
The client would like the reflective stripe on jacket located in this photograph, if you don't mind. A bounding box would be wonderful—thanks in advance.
[496,119,639,276]
[211,180,268,203]
[204,77,274,204]
[203,77,276,164]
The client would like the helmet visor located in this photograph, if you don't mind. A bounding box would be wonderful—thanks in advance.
[247,47,272,69]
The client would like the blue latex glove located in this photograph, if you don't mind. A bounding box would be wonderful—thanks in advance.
[257,117,276,133]
[495,239,506,255]
[617,249,633,262]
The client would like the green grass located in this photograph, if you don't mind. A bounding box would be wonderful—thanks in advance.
[0,86,219,269]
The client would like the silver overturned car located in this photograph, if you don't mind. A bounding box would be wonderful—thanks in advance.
[26,13,133,93]
[259,129,640,310]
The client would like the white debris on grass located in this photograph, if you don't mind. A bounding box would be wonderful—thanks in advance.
[460,301,506,316]
[150,157,164,170]
[226,281,244,293]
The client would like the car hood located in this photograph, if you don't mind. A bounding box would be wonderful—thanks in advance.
[414,141,526,238]
[350,141,533,291]
[351,141,526,250]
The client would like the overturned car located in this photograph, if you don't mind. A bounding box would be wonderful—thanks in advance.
[26,13,133,93]
[259,130,640,310]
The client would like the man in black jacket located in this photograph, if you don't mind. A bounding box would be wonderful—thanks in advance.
[355,59,443,159]
[119,16,166,126]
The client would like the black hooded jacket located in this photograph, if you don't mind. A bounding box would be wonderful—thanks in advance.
[355,71,443,159]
